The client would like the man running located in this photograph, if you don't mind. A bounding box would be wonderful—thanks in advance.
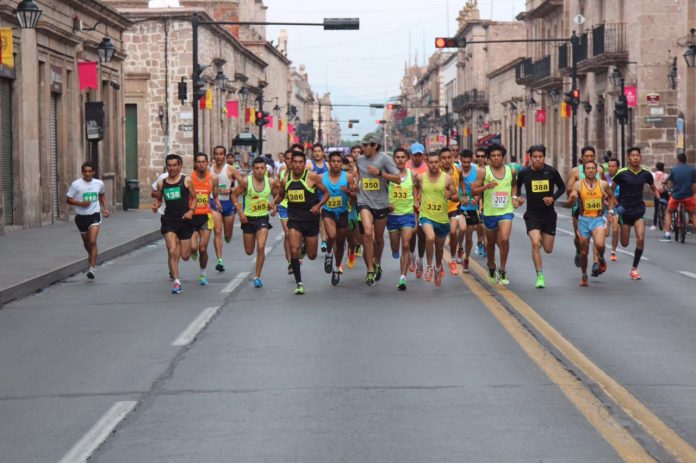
[439,147,466,275]
[473,147,489,257]
[414,151,458,286]
[612,147,660,280]
[321,151,357,286]
[233,156,279,288]
[209,145,243,272]
[567,160,615,286]
[472,144,520,285]
[307,143,329,253]
[406,142,428,277]
[191,153,221,286]
[606,158,621,260]
[516,144,565,288]
[152,154,196,294]
[388,148,416,290]
[277,149,295,274]
[457,149,480,273]
[66,162,110,279]
[357,135,402,286]
[661,152,696,241]
[345,149,362,268]
[279,150,329,294]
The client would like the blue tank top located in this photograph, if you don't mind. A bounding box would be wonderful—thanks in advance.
[311,158,328,175]
[460,165,479,211]
[322,171,349,214]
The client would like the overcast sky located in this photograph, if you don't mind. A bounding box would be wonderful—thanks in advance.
[264,0,526,141]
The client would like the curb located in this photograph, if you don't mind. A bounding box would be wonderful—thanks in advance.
[0,229,162,307]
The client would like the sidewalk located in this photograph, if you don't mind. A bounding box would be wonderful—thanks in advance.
[0,209,161,306]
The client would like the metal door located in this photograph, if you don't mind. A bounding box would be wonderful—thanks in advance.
[0,79,12,225]
[50,93,59,219]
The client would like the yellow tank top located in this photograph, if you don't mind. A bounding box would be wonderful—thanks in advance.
[421,172,448,224]
[445,164,460,213]
[579,179,604,218]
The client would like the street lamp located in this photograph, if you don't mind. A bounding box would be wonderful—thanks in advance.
[610,67,623,88]
[238,86,250,108]
[97,36,117,63]
[273,103,281,119]
[215,70,228,89]
[583,101,593,114]
[549,88,562,104]
[527,97,537,109]
[14,0,42,29]
[683,29,696,68]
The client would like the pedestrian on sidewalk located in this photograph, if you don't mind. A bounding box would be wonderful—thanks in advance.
[66,161,110,279]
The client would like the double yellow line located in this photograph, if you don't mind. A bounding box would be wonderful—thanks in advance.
[449,253,696,462]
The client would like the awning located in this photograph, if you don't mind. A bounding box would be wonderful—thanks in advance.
[476,133,501,147]
[232,132,258,147]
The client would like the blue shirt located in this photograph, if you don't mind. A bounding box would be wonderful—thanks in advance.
[460,165,479,211]
[667,164,696,200]
[322,171,349,214]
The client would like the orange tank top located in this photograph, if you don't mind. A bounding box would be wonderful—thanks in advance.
[579,179,603,218]
[192,171,212,215]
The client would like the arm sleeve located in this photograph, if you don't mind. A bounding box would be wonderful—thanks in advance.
[553,170,566,201]
[66,182,77,199]
[99,181,105,194]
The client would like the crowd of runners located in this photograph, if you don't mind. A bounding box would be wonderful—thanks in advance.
[65,136,696,294]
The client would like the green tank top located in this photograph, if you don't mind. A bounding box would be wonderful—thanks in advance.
[483,165,514,216]
[420,172,448,223]
[243,175,272,217]
[388,170,414,215]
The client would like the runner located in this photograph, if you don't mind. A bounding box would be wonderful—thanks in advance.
[473,147,489,257]
[152,154,196,294]
[457,150,481,273]
[472,144,521,285]
[606,158,621,260]
[357,135,402,286]
[439,147,466,275]
[345,148,363,268]
[661,152,696,241]
[191,153,221,286]
[414,151,458,286]
[277,149,295,274]
[406,142,428,277]
[612,147,660,280]
[567,160,615,286]
[209,145,242,273]
[232,156,279,288]
[307,143,329,253]
[279,150,329,294]
[66,162,110,279]
[515,144,565,288]
[151,169,170,278]
[651,162,668,230]
[387,148,416,290]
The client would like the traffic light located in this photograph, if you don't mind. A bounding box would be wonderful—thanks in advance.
[255,110,270,127]
[564,89,580,107]
[348,122,353,128]
[376,120,386,124]
[386,103,402,110]
[614,95,628,122]
[177,78,187,104]
[435,37,466,48]
[193,78,206,99]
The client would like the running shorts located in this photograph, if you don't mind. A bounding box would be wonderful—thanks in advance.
[75,212,102,233]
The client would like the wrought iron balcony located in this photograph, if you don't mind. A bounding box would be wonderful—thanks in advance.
[578,23,628,72]
[515,58,533,85]
[452,89,488,113]
[532,56,551,83]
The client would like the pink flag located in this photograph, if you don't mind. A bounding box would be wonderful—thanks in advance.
[288,124,295,135]
[624,86,637,108]
[535,109,546,123]
[226,101,239,118]
[78,61,98,91]
[265,115,273,128]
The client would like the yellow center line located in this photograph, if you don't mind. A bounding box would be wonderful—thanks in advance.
[460,254,696,463]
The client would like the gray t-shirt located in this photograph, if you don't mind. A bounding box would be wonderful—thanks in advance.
[356,152,400,209]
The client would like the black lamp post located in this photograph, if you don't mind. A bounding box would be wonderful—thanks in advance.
[549,88,561,104]
[14,0,42,29]
[611,67,627,166]
[97,36,117,63]
[583,101,593,114]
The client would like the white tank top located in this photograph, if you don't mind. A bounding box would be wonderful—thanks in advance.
[210,164,233,200]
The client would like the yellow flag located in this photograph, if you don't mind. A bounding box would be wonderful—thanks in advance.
[279,119,285,132]
[0,28,14,69]
[560,101,568,119]
[205,89,213,110]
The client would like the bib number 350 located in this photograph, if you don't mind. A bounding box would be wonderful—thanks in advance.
[362,178,380,191]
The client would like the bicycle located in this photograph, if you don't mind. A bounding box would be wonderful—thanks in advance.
[656,196,668,231]
[672,199,687,243]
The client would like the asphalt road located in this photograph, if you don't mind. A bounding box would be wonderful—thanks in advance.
[1,214,695,462]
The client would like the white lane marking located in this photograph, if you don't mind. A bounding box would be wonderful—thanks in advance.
[58,401,137,463]
[616,248,650,262]
[275,234,284,242]
[678,271,696,279]
[557,227,575,236]
[557,213,570,219]
[172,306,220,347]
[221,271,250,293]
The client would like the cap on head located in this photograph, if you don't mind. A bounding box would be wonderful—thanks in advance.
[410,142,425,154]
[363,134,382,147]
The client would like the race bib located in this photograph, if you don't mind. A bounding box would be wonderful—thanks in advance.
[219,183,227,191]
[584,198,602,211]
[287,190,305,203]
[250,200,269,212]
[391,187,408,200]
[424,201,443,212]
[362,178,380,191]
[163,186,181,201]
[531,180,550,193]
[196,193,208,206]
[327,196,343,208]
[83,192,98,202]
[492,191,509,209]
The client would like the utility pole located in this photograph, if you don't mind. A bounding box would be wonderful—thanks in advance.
[257,90,264,156]
[570,31,580,167]
[317,99,322,145]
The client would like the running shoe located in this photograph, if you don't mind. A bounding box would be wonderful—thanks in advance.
[487,267,497,285]
[408,255,417,273]
[324,254,333,274]
[253,277,263,288]
[629,269,641,280]
[598,258,607,274]
[574,252,580,268]
[191,248,198,261]
[199,275,208,286]
[171,282,183,294]
[287,263,293,275]
[591,262,600,277]
[610,251,617,262]
[434,267,443,286]
[456,248,465,264]
[294,282,305,295]
[649,225,657,230]
[397,276,407,291]
[331,271,341,286]
[86,267,95,280]
[498,270,510,286]
[416,261,424,278]
[535,273,545,289]
[347,251,356,269]
[448,260,459,276]
[424,266,434,282]
[392,251,400,259]
[480,247,488,258]
[320,241,327,253]
[462,258,469,273]
[476,242,484,256]
[375,264,383,281]
[355,244,362,257]
[580,275,589,287]
[660,233,672,242]
[338,264,344,273]
[440,266,445,279]
[366,272,376,286]
[215,258,225,272]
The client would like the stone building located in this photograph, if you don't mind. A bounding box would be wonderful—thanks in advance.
[313,92,339,147]
[414,51,452,152]
[0,0,130,234]
[391,62,425,148]
[488,58,527,159]
[288,64,316,145]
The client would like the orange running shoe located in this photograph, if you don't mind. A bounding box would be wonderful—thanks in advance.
[580,275,589,286]
[424,266,434,282]
[448,260,459,275]
[347,252,356,269]
[434,266,443,286]
[416,261,424,278]
[610,251,617,262]
[629,269,641,280]
[408,255,417,273]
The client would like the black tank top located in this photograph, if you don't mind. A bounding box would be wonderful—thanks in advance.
[286,170,318,221]
[163,175,190,218]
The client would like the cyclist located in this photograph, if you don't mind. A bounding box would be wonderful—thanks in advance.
[661,152,696,241]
